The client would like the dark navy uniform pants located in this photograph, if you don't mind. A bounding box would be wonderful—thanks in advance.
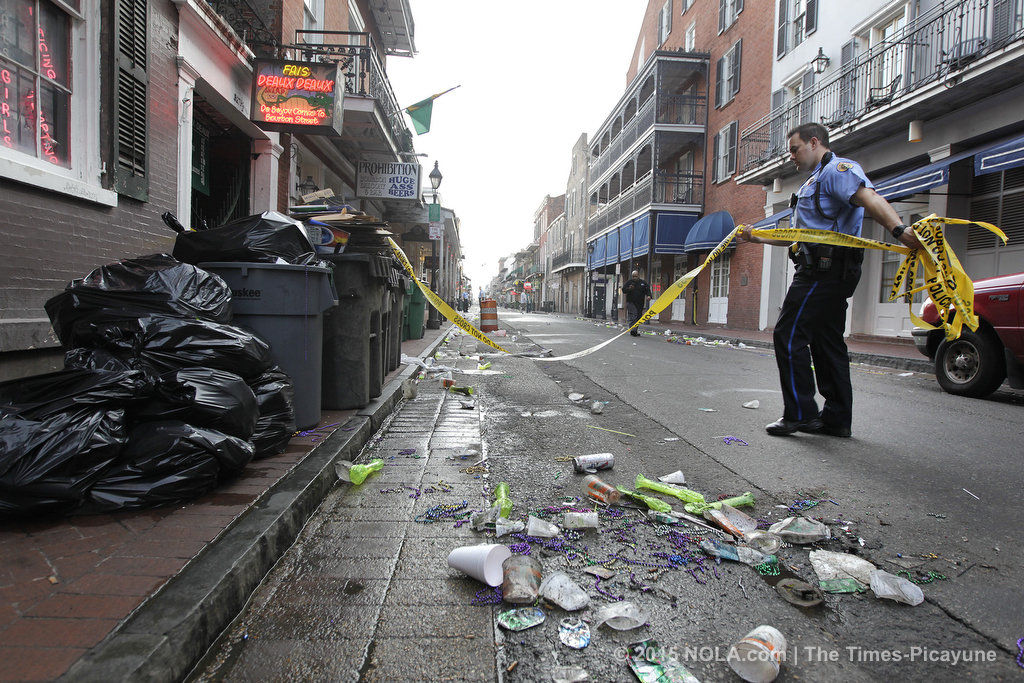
[773,271,860,428]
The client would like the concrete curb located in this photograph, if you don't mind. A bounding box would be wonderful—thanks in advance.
[60,325,456,683]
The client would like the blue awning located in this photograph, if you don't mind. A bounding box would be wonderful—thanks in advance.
[633,214,650,257]
[619,220,633,261]
[588,235,606,269]
[684,211,735,252]
[874,149,975,200]
[606,228,619,265]
[751,209,792,229]
[654,213,699,254]
[975,133,1024,176]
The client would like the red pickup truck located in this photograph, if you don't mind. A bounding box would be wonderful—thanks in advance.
[911,272,1024,396]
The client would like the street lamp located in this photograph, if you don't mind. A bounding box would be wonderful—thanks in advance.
[426,162,443,329]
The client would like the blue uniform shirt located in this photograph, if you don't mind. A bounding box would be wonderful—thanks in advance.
[793,154,873,237]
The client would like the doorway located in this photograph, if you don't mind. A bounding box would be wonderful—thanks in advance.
[191,95,251,230]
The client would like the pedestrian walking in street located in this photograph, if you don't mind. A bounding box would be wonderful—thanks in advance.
[738,122,922,437]
[623,270,652,336]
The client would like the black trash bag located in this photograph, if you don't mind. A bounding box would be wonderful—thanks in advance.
[64,347,136,372]
[84,421,254,512]
[67,315,273,380]
[0,407,129,517]
[247,367,295,458]
[45,254,232,346]
[0,368,155,420]
[172,211,326,266]
[134,368,258,440]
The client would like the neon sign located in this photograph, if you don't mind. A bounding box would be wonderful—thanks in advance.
[249,59,343,135]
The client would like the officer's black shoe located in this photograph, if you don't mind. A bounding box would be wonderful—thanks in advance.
[766,417,823,436]
[818,423,852,438]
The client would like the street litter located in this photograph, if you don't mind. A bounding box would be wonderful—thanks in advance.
[401,378,417,399]
[496,606,546,631]
[448,386,474,396]
[502,554,543,604]
[819,578,868,593]
[582,474,622,504]
[540,572,590,610]
[592,601,647,630]
[447,543,511,586]
[572,453,614,473]
[728,625,787,682]
[742,400,760,409]
[700,539,771,566]
[722,436,749,446]
[870,569,925,605]
[809,550,877,586]
[704,504,757,537]
[335,458,383,485]
[775,578,824,607]
[626,639,700,683]
[492,482,514,517]
[657,470,686,484]
[618,487,673,513]
[568,392,585,401]
[551,666,589,682]
[478,362,492,370]
[590,401,604,414]
[471,506,499,531]
[582,566,616,580]
[495,518,525,537]
[684,491,754,514]
[699,408,717,412]
[459,400,475,409]
[664,436,680,441]
[586,425,637,437]
[635,474,705,504]
[743,531,783,554]
[562,510,599,529]
[526,515,561,538]
[769,516,831,543]
[962,488,981,500]
[558,618,591,649]
[440,377,456,389]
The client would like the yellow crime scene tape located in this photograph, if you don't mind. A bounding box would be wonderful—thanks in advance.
[389,217,1006,363]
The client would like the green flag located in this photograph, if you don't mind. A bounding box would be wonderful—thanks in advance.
[403,86,460,135]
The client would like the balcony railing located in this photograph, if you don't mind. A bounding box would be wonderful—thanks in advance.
[588,173,654,237]
[551,248,586,269]
[295,30,415,155]
[206,0,277,52]
[654,171,703,205]
[739,0,1023,173]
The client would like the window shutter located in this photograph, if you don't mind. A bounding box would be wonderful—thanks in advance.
[839,39,856,110]
[719,0,727,33]
[805,0,817,35]
[113,0,149,200]
[727,121,738,175]
[712,133,721,181]
[658,8,664,44]
[776,0,788,58]
[715,57,724,107]
[993,0,1012,43]
[800,70,815,123]
[772,88,785,109]
[736,0,743,15]
[733,39,742,96]
[666,0,672,35]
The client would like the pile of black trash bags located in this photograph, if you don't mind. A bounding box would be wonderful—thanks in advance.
[0,253,296,518]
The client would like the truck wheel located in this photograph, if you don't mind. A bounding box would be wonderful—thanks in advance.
[934,327,1006,397]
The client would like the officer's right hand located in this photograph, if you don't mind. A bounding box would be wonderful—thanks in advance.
[737,226,757,243]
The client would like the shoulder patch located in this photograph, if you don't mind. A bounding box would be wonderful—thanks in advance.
[836,162,853,172]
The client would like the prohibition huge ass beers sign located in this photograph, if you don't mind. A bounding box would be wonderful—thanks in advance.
[250,59,344,135]
[356,161,421,200]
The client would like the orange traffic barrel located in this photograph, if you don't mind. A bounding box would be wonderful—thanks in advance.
[480,299,499,332]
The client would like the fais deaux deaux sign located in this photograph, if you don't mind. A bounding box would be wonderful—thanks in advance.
[249,59,344,135]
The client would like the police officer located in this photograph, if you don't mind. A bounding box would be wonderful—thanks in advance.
[738,123,922,437]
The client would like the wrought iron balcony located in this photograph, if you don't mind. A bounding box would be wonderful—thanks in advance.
[295,30,415,156]
[551,248,586,270]
[739,0,1024,178]
[205,0,277,52]
[588,174,654,237]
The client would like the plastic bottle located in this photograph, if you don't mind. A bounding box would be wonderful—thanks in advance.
[582,475,622,504]
[348,459,383,485]
[493,482,513,518]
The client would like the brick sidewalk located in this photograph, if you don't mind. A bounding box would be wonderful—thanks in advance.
[0,327,447,682]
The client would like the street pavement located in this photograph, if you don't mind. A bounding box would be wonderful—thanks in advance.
[189,313,1021,681]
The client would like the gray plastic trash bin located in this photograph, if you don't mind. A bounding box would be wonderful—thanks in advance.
[200,262,337,430]
[321,253,391,410]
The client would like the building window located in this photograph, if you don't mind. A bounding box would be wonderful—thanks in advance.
[777,0,817,58]
[712,121,738,182]
[710,254,730,297]
[681,0,693,13]
[638,36,646,72]
[1,0,75,167]
[715,39,742,107]
[719,0,743,33]
[658,0,672,44]
[685,21,696,51]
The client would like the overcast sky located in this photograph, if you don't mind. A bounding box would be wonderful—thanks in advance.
[387,1,647,292]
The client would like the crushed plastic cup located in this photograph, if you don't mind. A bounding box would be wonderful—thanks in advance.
[496,606,546,631]
[744,530,783,555]
[502,554,542,604]
[742,399,760,409]
[447,543,511,586]
[526,515,560,538]
[704,504,758,537]
[626,639,700,683]
[495,518,524,537]
[728,625,787,682]
[592,601,647,630]
[657,470,686,485]
[539,571,590,611]
[335,458,383,485]
[809,549,876,585]
[558,618,591,649]
[562,511,599,530]
[568,392,585,401]
[590,401,604,414]
[470,506,499,531]
[870,569,925,605]
[769,516,831,543]
[582,474,622,504]
[551,665,589,683]
[401,378,417,399]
